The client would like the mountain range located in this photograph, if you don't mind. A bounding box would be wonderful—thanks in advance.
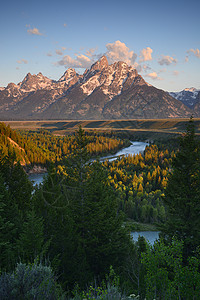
[0,56,199,120]
[169,87,200,109]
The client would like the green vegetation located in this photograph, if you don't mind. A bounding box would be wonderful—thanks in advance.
[0,122,130,166]
[161,118,200,258]
[0,119,200,299]
[0,261,63,299]
[103,143,174,224]
[125,220,158,231]
[142,238,200,299]
[0,121,175,224]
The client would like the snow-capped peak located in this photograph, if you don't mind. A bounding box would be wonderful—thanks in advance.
[58,68,77,82]
[184,87,197,92]
[80,58,143,98]
[89,55,109,73]
[169,87,200,108]
[19,72,53,92]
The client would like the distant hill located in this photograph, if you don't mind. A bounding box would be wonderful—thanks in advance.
[0,56,195,120]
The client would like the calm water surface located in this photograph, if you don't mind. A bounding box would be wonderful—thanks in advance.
[28,173,47,186]
[29,141,148,185]
[131,231,160,245]
[101,141,149,162]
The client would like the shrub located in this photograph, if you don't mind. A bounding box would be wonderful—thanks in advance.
[0,261,64,299]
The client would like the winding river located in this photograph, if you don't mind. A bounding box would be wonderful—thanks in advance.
[29,141,148,186]
[28,141,159,244]
[100,141,149,162]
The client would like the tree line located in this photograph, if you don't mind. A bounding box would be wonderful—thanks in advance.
[102,144,174,224]
[0,122,130,165]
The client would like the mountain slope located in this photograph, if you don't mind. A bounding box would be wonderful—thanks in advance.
[0,56,195,120]
[169,88,200,108]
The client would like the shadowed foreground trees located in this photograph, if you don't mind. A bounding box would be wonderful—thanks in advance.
[33,126,132,288]
[0,152,34,271]
[161,118,200,258]
[1,121,200,298]
[142,238,200,299]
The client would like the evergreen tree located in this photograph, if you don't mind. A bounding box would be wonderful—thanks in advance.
[82,161,131,278]
[34,126,132,288]
[0,153,33,213]
[161,117,200,257]
[0,172,21,271]
[61,127,131,282]
[33,168,79,288]
[17,209,49,263]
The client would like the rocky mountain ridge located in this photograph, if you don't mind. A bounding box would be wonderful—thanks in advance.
[169,88,200,108]
[0,56,197,120]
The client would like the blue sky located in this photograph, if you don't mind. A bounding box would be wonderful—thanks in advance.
[1,0,200,91]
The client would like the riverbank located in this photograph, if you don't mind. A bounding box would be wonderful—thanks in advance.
[126,219,158,231]
[28,141,148,184]
[25,165,47,175]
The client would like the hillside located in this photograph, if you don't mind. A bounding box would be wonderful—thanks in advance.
[0,122,130,167]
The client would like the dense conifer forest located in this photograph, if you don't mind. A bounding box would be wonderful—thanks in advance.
[0,120,200,299]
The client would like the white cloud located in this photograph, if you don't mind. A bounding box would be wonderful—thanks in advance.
[132,62,142,73]
[106,40,137,65]
[139,47,153,62]
[141,64,152,73]
[86,48,97,57]
[159,68,167,73]
[56,49,63,56]
[56,54,92,68]
[27,27,43,36]
[187,48,200,58]
[54,41,146,71]
[173,70,179,76]
[17,59,28,64]
[145,72,162,80]
[55,48,66,55]
[158,55,177,65]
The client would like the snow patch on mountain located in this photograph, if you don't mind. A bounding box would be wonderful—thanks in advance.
[81,75,101,95]
[169,87,200,108]
[0,56,196,120]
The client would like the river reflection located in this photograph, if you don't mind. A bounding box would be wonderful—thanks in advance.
[28,173,47,186]
[100,141,149,162]
[131,231,160,246]
[29,141,148,185]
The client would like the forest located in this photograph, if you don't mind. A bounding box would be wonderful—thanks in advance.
[0,119,200,299]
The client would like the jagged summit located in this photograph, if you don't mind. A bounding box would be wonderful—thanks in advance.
[89,55,109,72]
[0,57,196,120]
[184,87,197,92]
[59,68,77,81]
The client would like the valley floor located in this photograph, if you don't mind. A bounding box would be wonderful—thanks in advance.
[3,118,200,136]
